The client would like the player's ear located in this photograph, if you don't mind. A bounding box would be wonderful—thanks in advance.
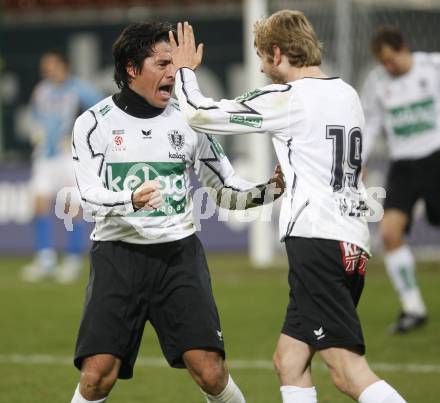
[401,43,411,54]
[273,45,282,66]
[126,61,138,80]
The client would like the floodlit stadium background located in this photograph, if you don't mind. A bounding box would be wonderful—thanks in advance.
[2,0,440,262]
[0,1,439,402]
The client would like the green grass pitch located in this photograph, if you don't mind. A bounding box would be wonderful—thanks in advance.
[0,254,438,402]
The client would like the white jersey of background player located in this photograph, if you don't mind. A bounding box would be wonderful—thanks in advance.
[169,13,406,403]
[361,26,440,334]
[362,52,440,161]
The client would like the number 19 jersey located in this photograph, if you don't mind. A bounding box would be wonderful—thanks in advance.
[175,68,370,254]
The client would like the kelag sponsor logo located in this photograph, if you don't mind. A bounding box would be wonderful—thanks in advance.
[106,162,187,217]
[389,97,436,136]
[234,89,263,102]
[229,114,263,128]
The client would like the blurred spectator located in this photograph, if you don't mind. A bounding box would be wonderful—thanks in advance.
[21,51,103,283]
[361,26,440,333]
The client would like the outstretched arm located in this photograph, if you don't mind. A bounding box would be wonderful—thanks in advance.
[194,132,284,209]
[170,22,290,136]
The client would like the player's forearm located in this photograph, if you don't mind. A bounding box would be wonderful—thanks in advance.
[175,68,250,136]
[216,180,282,210]
[76,182,135,217]
[175,67,209,107]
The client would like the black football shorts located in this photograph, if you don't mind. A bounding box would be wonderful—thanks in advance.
[282,237,368,355]
[384,149,440,229]
[74,234,225,379]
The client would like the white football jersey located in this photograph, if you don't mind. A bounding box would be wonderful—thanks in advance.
[175,68,370,253]
[362,52,440,161]
[72,96,269,244]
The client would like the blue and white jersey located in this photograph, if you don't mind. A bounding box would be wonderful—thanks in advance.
[31,77,103,160]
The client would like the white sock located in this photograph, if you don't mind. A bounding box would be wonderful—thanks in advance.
[280,385,317,403]
[359,380,406,403]
[71,384,107,403]
[203,375,245,402]
[64,254,83,265]
[36,248,57,269]
[384,245,426,315]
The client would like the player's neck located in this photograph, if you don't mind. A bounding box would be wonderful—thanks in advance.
[50,73,69,85]
[113,86,165,119]
[286,66,328,82]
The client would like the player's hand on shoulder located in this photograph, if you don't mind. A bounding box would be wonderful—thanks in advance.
[269,164,285,200]
[169,21,204,70]
[132,180,164,211]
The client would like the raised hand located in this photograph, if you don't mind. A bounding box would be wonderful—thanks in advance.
[169,21,204,70]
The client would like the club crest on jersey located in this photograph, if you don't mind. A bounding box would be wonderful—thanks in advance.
[168,129,185,151]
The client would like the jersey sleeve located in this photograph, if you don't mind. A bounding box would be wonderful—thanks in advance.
[175,67,290,136]
[72,110,135,216]
[416,51,440,70]
[29,83,60,144]
[428,52,440,68]
[360,68,384,163]
[30,84,49,127]
[193,132,280,209]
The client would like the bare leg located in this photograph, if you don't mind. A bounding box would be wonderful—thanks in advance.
[319,347,378,399]
[72,354,121,402]
[273,334,317,402]
[184,349,245,402]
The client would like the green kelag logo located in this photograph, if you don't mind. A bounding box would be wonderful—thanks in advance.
[106,162,187,217]
[389,97,436,136]
[235,89,263,102]
[99,104,112,116]
[230,114,263,128]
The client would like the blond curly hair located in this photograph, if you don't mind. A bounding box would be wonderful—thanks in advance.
[254,10,322,67]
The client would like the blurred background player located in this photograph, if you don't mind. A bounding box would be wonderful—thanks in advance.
[21,51,103,283]
[361,26,440,333]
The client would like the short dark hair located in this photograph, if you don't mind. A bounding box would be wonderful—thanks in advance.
[112,21,173,89]
[371,26,406,57]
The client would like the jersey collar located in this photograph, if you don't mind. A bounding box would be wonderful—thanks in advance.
[113,86,165,119]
